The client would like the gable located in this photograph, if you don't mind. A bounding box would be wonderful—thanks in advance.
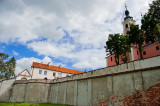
[18,69,31,77]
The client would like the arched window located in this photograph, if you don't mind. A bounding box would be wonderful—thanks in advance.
[125,24,128,28]
[44,77,48,80]
[21,78,27,80]
[66,75,70,77]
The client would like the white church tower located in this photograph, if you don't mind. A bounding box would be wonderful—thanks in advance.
[122,5,135,35]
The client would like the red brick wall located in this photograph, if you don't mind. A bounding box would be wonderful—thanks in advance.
[94,84,160,106]
[110,84,160,106]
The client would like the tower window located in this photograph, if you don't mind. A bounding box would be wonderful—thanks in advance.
[143,51,146,55]
[125,24,128,28]
[137,51,138,55]
[111,57,112,61]
[156,46,159,50]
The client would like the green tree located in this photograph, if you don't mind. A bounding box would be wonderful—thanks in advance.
[105,34,131,65]
[128,24,144,59]
[120,35,131,63]
[0,53,16,79]
[141,0,160,43]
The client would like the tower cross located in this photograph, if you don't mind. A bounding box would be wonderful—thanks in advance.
[125,4,127,10]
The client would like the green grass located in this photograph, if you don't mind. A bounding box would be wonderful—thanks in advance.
[0,103,71,106]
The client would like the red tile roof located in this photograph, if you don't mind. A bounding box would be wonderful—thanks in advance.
[31,62,83,74]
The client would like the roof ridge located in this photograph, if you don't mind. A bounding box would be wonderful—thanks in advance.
[32,62,83,74]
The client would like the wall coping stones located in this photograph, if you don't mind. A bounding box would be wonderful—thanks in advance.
[15,55,160,84]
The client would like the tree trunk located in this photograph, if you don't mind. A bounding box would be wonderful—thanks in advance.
[115,55,119,65]
[139,44,143,59]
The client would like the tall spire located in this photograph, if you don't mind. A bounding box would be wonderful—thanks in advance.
[125,4,130,17]
[141,13,143,24]
[125,4,127,10]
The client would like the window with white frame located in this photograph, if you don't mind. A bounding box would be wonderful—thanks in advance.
[44,71,47,75]
[39,70,42,74]
[58,73,61,78]
[53,72,56,76]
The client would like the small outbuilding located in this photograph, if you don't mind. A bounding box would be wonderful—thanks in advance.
[16,69,31,80]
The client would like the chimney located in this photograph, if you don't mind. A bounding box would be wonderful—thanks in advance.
[48,62,51,66]
[59,65,62,68]
[41,62,43,64]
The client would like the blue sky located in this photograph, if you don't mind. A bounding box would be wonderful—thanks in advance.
[0,0,153,75]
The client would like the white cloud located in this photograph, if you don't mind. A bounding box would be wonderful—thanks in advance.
[13,50,19,56]
[0,0,154,71]
[0,0,153,43]
[27,41,106,69]
[16,57,40,75]
[72,49,106,69]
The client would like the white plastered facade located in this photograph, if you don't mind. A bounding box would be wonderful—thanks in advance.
[16,69,31,80]
[30,67,72,79]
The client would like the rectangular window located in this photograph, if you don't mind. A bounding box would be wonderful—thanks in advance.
[39,70,42,74]
[137,51,138,55]
[44,71,47,75]
[156,46,159,50]
[111,57,112,61]
[53,72,56,76]
[143,51,146,55]
[145,41,149,44]
[58,73,61,78]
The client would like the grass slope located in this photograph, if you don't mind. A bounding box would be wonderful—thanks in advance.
[0,103,71,106]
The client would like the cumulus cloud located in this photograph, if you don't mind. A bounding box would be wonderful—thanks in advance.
[0,0,153,71]
[0,0,152,43]
[27,41,106,69]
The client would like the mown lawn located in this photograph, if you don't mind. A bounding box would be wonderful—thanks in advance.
[0,103,71,106]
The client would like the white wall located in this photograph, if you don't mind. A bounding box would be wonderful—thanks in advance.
[16,69,31,80]
[31,67,72,79]
[0,79,15,102]
[16,75,31,80]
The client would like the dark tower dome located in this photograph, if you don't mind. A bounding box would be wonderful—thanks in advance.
[125,9,129,17]
[124,4,132,20]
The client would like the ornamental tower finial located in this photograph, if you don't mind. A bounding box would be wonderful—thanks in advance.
[125,4,127,10]
[125,4,130,17]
